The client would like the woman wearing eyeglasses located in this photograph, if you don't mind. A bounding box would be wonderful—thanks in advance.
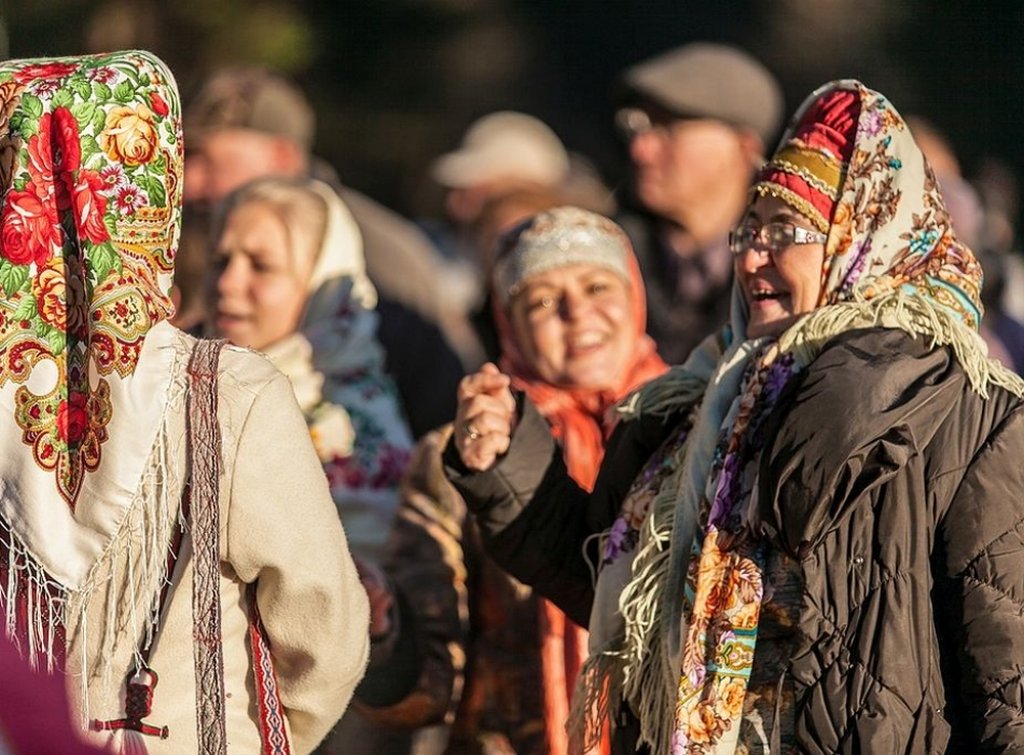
[444,81,1024,753]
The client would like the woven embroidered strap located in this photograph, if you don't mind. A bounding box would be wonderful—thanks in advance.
[186,339,228,755]
[249,584,292,754]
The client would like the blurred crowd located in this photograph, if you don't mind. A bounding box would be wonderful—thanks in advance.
[3,39,1024,755]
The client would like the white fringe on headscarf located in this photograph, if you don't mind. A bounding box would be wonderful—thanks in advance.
[0,337,190,727]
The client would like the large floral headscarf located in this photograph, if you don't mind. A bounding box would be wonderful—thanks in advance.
[575,81,1023,754]
[0,51,183,665]
[0,50,180,504]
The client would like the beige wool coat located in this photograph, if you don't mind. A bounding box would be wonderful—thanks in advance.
[70,330,370,754]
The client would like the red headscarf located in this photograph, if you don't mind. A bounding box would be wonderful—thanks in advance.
[493,214,668,490]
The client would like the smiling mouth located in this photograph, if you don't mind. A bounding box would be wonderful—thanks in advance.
[750,289,786,303]
[566,332,608,355]
[215,312,249,326]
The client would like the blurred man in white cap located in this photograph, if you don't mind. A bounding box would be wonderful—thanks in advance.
[432,110,572,229]
[614,42,784,363]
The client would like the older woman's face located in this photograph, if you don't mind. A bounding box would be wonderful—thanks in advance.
[211,201,314,350]
[734,195,826,338]
[509,263,634,390]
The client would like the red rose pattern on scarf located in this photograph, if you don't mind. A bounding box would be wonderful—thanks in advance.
[0,52,180,507]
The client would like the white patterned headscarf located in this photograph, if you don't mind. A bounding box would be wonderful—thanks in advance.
[215,176,412,563]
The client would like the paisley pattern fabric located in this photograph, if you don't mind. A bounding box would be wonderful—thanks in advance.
[578,80,1012,755]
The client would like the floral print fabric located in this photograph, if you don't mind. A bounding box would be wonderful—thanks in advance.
[0,51,180,506]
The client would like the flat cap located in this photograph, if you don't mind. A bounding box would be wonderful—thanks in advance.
[621,42,784,145]
[185,67,315,150]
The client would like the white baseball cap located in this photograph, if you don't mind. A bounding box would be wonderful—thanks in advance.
[432,111,571,189]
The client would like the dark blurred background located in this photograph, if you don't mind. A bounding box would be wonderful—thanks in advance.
[2,0,1023,226]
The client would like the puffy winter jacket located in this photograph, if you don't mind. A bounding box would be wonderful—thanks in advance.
[447,328,1024,753]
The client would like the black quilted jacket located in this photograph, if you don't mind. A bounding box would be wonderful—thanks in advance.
[446,328,1024,753]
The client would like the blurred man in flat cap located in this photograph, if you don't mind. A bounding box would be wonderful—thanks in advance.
[614,42,784,362]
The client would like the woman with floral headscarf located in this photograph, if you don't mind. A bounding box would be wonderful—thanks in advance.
[0,51,368,754]
[446,82,1024,753]
[206,175,414,565]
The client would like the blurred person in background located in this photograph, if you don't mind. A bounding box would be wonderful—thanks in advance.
[976,158,1024,373]
[354,207,667,755]
[0,51,368,754]
[613,42,784,363]
[184,67,465,435]
[207,176,413,566]
[429,112,620,369]
[427,112,572,311]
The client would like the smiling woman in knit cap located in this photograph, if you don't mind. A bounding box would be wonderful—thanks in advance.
[444,81,1024,753]
[353,206,667,755]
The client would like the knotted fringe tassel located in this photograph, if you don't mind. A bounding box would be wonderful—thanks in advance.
[91,667,169,754]
[780,289,1024,398]
[568,651,622,753]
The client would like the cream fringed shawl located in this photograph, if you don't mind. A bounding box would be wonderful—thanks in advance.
[572,80,1024,754]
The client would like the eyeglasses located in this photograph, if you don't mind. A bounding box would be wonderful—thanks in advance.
[614,106,676,141]
[728,221,827,257]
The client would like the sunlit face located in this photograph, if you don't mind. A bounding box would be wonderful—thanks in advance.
[184,128,299,205]
[509,263,634,390]
[211,201,315,350]
[628,116,749,220]
[734,195,827,338]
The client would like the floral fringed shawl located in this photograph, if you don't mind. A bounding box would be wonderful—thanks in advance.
[0,50,184,683]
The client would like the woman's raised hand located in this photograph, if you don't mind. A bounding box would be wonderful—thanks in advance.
[454,362,516,471]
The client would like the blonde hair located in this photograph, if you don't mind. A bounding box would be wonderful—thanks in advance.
[211,176,329,279]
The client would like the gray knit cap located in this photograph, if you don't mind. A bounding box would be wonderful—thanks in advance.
[493,206,631,304]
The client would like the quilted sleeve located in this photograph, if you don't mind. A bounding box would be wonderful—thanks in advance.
[937,403,1024,750]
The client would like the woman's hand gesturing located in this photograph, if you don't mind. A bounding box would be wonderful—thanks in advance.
[454,363,516,471]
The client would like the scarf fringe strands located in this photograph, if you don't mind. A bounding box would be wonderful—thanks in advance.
[780,288,1024,398]
[0,524,65,671]
[569,332,743,754]
[0,339,189,727]
[577,292,1022,755]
